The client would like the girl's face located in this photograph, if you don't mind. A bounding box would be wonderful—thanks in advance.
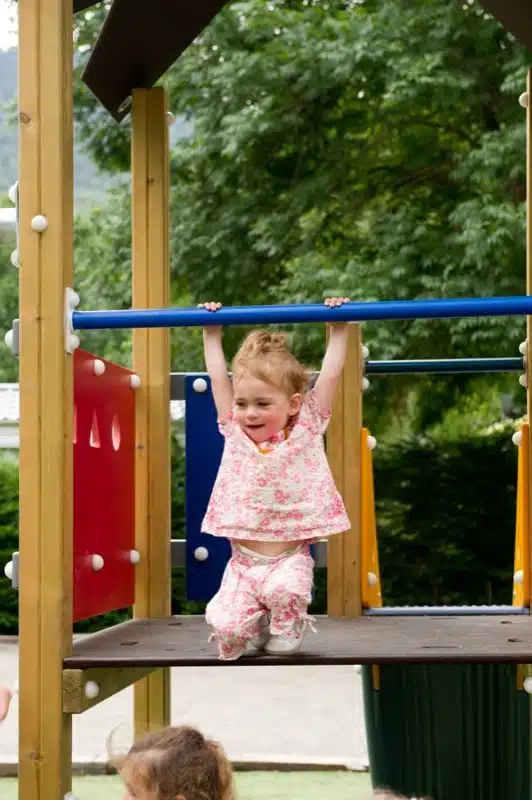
[233,373,302,444]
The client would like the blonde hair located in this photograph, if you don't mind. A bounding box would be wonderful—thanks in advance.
[232,329,308,397]
[117,725,234,800]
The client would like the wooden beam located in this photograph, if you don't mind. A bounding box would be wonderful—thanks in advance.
[132,88,172,737]
[18,0,74,797]
[63,667,154,714]
[326,324,363,617]
[527,70,532,617]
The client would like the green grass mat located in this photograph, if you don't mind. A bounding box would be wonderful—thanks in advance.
[0,771,372,799]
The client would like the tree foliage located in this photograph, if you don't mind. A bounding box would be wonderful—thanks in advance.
[67,0,532,428]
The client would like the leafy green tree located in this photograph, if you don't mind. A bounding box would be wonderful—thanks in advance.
[70,0,532,428]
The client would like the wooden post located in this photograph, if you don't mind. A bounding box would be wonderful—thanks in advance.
[132,88,172,737]
[527,70,532,613]
[18,0,74,797]
[326,323,363,617]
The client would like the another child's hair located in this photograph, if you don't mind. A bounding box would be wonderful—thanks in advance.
[117,725,234,800]
[232,329,308,396]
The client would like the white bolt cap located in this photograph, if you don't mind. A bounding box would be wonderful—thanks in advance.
[4,561,12,580]
[10,249,18,268]
[68,290,80,308]
[361,345,369,359]
[129,549,141,565]
[519,373,528,388]
[520,92,529,108]
[84,680,100,699]
[69,334,80,352]
[524,676,532,694]
[4,330,13,349]
[514,569,524,585]
[512,431,523,446]
[519,340,528,356]
[194,546,209,562]
[367,572,377,586]
[91,554,104,571]
[192,377,208,393]
[30,215,48,233]
[93,359,105,376]
[367,435,377,450]
[167,111,176,126]
[130,374,141,389]
[362,377,370,391]
[7,183,17,205]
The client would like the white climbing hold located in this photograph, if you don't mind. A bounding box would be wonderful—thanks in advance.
[367,435,377,451]
[520,92,529,108]
[519,373,528,388]
[30,215,48,233]
[362,377,370,391]
[10,249,18,268]
[514,570,524,585]
[193,378,208,393]
[129,374,141,389]
[194,546,209,562]
[4,330,13,349]
[524,676,532,694]
[4,562,12,580]
[93,359,105,376]
[512,431,523,447]
[519,340,528,356]
[91,554,104,572]
[361,345,369,360]
[129,549,141,565]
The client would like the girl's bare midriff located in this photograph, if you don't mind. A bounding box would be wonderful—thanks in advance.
[233,538,298,556]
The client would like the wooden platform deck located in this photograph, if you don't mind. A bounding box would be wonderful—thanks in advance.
[65,614,532,668]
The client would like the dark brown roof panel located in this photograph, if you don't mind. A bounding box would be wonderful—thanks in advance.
[81,0,229,122]
[479,0,532,50]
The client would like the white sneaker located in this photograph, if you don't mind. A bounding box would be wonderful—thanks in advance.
[247,613,271,651]
[264,620,309,656]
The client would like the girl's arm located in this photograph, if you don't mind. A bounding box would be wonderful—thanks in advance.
[200,302,234,419]
[312,297,350,412]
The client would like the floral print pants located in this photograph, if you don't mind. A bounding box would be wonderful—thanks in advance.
[205,543,314,660]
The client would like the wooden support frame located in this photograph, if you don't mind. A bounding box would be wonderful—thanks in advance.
[132,88,172,738]
[63,667,154,714]
[18,0,74,797]
[326,323,363,617]
[526,70,532,616]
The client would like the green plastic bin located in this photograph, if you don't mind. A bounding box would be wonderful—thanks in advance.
[362,663,530,800]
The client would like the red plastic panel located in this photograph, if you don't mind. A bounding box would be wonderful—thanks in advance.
[73,349,136,622]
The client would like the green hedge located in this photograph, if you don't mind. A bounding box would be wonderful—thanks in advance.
[0,427,519,633]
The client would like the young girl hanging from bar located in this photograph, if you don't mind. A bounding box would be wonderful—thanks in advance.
[198,297,352,660]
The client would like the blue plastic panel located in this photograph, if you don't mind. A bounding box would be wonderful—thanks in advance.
[185,375,231,602]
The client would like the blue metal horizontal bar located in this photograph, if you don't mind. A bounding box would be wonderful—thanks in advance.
[72,295,532,331]
[365,357,523,375]
[364,605,529,617]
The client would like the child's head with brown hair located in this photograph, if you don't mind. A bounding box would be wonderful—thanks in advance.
[231,329,308,443]
[232,329,308,398]
[118,725,234,800]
